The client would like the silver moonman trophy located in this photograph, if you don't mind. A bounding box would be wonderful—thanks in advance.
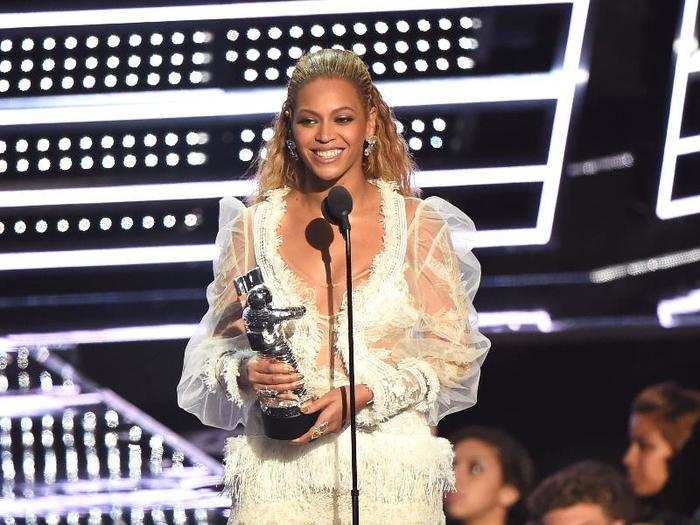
[234,267,318,440]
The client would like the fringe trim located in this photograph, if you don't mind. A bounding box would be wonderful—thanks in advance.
[221,349,258,407]
[223,429,455,508]
[200,336,257,407]
[398,357,440,412]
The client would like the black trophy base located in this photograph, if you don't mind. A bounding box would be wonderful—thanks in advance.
[260,403,320,440]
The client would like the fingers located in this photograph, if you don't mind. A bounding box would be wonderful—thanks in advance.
[291,410,335,444]
[251,357,297,375]
[248,358,303,390]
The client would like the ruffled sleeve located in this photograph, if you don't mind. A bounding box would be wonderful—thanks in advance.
[357,195,491,427]
[176,196,258,430]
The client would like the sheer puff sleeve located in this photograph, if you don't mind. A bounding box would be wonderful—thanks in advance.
[176,196,258,430]
[357,196,491,427]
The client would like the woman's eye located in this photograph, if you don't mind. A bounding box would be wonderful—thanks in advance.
[468,461,483,475]
[337,116,353,123]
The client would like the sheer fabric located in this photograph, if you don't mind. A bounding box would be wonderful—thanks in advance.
[177,178,491,523]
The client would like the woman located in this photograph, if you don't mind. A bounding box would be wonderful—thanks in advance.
[623,382,700,524]
[177,48,491,524]
[445,426,535,525]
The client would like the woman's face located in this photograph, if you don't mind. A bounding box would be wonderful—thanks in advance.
[623,413,673,496]
[290,77,376,186]
[445,438,517,522]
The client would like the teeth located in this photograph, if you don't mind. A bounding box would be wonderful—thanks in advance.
[315,149,342,159]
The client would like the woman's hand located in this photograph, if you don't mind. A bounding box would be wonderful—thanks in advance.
[242,356,304,400]
[291,384,373,444]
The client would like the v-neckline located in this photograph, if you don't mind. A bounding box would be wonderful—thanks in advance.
[276,186,384,291]
[270,179,391,317]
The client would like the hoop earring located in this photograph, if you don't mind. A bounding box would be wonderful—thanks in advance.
[363,135,377,157]
[286,139,299,160]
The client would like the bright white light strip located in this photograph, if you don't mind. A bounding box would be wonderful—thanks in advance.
[0,0,574,29]
[589,246,700,283]
[479,310,553,332]
[657,288,700,328]
[0,392,103,418]
[0,489,230,515]
[0,166,544,209]
[1,309,550,346]
[690,51,700,73]
[535,0,590,243]
[1,324,199,346]
[0,180,254,208]
[0,245,216,271]
[416,166,547,187]
[677,134,700,155]
[0,74,562,126]
[657,0,700,219]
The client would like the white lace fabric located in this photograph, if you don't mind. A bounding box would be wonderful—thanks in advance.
[176,178,491,523]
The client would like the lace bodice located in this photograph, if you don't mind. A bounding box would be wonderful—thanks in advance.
[177,178,491,430]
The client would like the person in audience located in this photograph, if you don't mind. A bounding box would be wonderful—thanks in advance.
[445,425,535,525]
[526,460,635,525]
[623,382,700,524]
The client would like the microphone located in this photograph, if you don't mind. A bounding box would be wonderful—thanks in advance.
[321,186,353,235]
[320,184,360,524]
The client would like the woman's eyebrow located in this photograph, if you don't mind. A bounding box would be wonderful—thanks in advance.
[296,106,357,116]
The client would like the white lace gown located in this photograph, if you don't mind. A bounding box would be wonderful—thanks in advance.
[177,179,491,524]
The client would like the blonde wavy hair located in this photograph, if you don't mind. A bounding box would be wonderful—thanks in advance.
[248,48,418,203]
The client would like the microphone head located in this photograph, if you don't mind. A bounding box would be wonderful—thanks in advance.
[322,186,353,227]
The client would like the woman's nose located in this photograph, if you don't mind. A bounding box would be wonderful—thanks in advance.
[315,120,333,143]
[622,445,635,467]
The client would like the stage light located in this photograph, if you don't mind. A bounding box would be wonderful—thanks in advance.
[144,153,158,167]
[102,155,115,168]
[80,156,93,169]
[372,62,386,74]
[123,154,137,168]
[656,0,700,219]
[86,36,99,49]
[151,33,164,46]
[657,288,700,328]
[166,153,179,166]
[57,219,69,233]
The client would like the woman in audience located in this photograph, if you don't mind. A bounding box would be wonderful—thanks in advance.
[623,382,700,524]
[445,426,535,525]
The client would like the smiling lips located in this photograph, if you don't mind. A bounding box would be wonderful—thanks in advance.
[312,148,344,161]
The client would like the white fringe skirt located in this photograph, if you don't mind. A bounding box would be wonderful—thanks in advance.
[223,411,454,524]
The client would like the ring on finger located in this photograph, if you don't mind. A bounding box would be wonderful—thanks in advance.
[309,421,330,441]
[258,388,278,399]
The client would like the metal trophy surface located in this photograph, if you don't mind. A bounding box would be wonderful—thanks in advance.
[234,267,318,440]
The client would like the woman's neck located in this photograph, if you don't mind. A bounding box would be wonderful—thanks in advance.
[294,171,375,216]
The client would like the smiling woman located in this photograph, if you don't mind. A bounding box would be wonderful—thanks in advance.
[177,48,491,524]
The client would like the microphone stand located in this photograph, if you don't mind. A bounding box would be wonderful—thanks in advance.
[339,213,360,525]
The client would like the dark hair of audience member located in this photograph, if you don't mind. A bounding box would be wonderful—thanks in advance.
[526,460,636,523]
[628,382,700,521]
[446,426,536,525]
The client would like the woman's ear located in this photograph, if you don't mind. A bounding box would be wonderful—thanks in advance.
[497,484,521,508]
[366,106,377,137]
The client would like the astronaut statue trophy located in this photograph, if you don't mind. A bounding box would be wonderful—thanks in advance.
[234,266,318,440]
